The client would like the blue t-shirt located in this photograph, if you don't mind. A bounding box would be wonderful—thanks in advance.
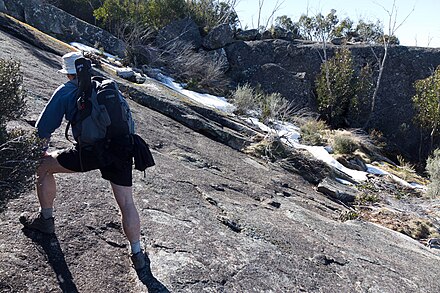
[36,79,78,139]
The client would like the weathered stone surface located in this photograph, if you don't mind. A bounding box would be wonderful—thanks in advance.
[2,14,440,293]
[202,23,234,50]
[118,78,257,151]
[261,30,272,39]
[235,29,260,41]
[1,0,125,57]
[317,177,357,203]
[0,13,71,56]
[156,17,202,49]
[249,63,311,107]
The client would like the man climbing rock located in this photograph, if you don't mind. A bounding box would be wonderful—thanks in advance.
[19,51,154,285]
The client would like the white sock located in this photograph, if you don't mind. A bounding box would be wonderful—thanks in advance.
[130,241,141,255]
[40,208,53,219]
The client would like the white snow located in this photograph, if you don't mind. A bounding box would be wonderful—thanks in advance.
[154,73,236,114]
[70,42,119,60]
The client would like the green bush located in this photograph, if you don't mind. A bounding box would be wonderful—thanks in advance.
[0,59,42,210]
[94,0,238,34]
[412,65,440,151]
[231,84,291,124]
[426,148,440,197]
[315,47,372,128]
[187,0,238,33]
[332,133,359,154]
[0,59,26,130]
[300,120,327,146]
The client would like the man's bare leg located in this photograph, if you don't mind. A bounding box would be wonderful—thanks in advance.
[110,183,141,246]
[36,152,74,209]
[20,151,73,234]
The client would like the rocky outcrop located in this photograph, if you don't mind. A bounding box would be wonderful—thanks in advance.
[235,29,260,41]
[224,39,440,160]
[202,23,234,50]
[0,0,125,56]
[156,17,202,49]
[317,178,357,203]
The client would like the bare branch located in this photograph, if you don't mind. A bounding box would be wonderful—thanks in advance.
[264,0,285,29]
[257,0,264,29]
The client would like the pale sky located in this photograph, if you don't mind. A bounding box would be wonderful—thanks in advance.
[234,0,440,48]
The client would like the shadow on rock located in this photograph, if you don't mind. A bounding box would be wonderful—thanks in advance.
[22,228,79,293]
[140,275,170,293]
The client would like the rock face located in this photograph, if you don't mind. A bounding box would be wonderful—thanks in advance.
[2,16,440,293]
[235,29,260,41]
[224,39,440,160]
[0,0,125,56]
[202,23,234,50]
[156,17,202,49]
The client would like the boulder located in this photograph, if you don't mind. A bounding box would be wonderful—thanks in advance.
[156,18,202,49]
[261,30,272,39]
[235,29,260,41]
[1,0,125,57]
[271,26,288,39]
[331,37,346,45]
[317,177,357,203]
[202,23,234,50]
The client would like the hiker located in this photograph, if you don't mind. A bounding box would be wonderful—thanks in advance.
[20,51,153,284]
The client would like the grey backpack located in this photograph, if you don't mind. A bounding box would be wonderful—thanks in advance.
[66,58,134,146]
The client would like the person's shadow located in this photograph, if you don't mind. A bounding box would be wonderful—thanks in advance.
[22,228,79,293]
[140,274,170,293]
[22,228,170,293]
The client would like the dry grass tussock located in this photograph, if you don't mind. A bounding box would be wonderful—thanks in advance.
[160,41,229,96]
[360,207,440,241]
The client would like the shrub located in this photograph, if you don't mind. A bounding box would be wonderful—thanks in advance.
[231,84,292,123]
[356,192,379,204]
[315,47,372,128]
[187,0,239,33]
[244,135,290,162]
[161,41,229,95]
[94,0,238,34]
[231,83,261,115]
[299,120,328,146]
[412,65,440,151]
[332,132,359,154]
[94,0,186,31]
[0,59,42,210]
[339,210,359,221]
[260,92,292,124]
[426,148,440,197]
[0,59,26,130]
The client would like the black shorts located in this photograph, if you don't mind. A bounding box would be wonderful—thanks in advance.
[57,146,133,187]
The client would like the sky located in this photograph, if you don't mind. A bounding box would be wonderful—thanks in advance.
[234,0,440,48]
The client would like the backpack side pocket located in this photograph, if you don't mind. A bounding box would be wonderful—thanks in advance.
[132,134,155,171]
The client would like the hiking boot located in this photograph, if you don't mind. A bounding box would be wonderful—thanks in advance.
[131,251,154,284]
[19,212,55,234]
